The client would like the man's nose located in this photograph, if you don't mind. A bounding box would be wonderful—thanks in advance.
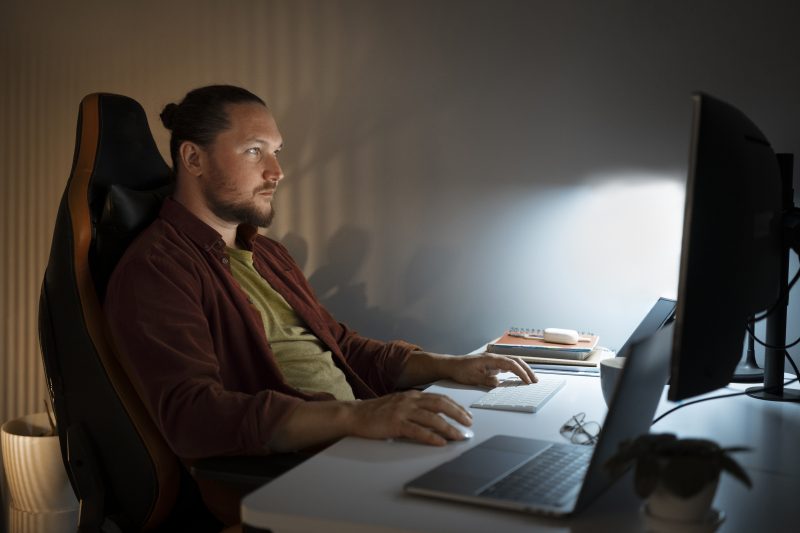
[264,155,284,182]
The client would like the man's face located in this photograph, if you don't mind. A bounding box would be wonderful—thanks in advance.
[199,102,284,228]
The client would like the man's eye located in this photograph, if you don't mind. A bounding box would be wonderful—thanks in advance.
[246,147,261,155]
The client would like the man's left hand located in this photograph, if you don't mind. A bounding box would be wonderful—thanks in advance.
[443,352,537,388]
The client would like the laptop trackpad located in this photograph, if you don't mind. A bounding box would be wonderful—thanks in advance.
[408,439,550,495]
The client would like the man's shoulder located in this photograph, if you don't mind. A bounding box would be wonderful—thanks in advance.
[113,217,202,277]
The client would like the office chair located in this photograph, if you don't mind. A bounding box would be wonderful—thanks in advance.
[38,93,305,532]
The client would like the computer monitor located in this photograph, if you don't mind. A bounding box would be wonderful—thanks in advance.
[668,92,800,402]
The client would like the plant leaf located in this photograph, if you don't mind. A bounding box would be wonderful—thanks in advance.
[720,455,752,489]
[662,456,716,498]
[604,433,677,476]
[634,456,660,498]
[721,446,751,455]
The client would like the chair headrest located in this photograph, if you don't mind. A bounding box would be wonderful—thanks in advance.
[89,94,172,196]
[82,93,174,298]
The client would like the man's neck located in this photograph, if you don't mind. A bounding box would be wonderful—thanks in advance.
[172,186,239,248]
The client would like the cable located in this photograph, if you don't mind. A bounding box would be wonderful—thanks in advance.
[652,377,798,425]
[651,351,799,425]
[745,320,800,350]
[786,350,800,377]
[752,258,800,322]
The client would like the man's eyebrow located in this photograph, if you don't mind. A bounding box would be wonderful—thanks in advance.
[245,138,283,150]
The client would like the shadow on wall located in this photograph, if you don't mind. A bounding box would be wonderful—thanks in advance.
[278,227,478,353]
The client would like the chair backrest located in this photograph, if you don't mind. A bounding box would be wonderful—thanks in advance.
[38,93,179,530]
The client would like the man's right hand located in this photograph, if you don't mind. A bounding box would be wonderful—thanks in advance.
[268,390,473,453]
[346,390,473,446]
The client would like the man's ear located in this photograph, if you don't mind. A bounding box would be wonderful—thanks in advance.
[178,141,204,177]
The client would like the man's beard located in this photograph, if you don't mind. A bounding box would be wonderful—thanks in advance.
[207,193,275,228]
[203,165,276,228]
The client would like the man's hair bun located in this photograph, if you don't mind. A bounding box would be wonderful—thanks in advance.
[160,102,179,130]
[161,85,267,172]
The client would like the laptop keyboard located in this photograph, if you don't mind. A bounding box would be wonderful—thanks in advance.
[479,444,591,506]
[470,375,566,413]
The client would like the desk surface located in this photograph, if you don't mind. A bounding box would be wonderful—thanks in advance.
[242,372,800,532]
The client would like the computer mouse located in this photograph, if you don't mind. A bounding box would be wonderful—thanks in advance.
[440,415,474,441]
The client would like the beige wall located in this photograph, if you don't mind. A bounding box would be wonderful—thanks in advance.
[2,0,800,424]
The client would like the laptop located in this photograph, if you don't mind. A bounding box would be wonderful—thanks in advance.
[404,315,674,517]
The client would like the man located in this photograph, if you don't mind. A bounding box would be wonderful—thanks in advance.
[104,85,535,516]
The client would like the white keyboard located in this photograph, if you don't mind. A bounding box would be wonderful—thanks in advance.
[470,375,566,413]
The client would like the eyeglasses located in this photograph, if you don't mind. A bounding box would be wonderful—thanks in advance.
[560,412,600,446]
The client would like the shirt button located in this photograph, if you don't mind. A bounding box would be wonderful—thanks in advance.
[222,257,229,265]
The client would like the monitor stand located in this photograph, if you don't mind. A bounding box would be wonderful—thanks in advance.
[746,310,800,400]
[732,331,763,382]
[746,153,800,402]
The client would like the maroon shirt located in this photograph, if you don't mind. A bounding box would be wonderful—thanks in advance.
[104,198,416,459]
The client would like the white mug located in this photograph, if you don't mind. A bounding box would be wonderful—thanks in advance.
[599,357,626,407]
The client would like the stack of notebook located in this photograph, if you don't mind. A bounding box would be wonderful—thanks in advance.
[486,328,610,370]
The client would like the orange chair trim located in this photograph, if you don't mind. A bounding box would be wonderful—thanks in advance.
[66,93,180,529]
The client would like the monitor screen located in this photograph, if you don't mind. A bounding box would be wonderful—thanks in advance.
[668,93,785,401]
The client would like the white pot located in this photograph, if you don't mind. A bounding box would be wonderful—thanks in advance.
[646,475,719,523]
[8,501,79,533]
[1,413,78,513]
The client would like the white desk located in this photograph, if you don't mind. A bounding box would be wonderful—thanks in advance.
[242,372,800,532]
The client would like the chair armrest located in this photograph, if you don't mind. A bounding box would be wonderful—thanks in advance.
[189,453,311,491]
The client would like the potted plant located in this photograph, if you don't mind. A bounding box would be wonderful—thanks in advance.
[604,433,752,526]
[1,403,78,531]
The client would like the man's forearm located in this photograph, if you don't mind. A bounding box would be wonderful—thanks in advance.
[267,400,355,453]
[393,351,452,390]
[269,388,474,452]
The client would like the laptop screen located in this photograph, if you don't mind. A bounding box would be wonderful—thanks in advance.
[617,297,676,357]
[574,323,673,511]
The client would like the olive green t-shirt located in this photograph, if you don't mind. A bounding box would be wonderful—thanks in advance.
[227,247,355,401]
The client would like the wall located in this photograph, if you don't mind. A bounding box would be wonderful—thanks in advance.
[2,0,799,425]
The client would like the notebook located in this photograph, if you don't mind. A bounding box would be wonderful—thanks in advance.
[404,321,674,517]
